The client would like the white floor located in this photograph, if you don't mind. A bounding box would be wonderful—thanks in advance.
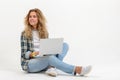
[0,64,120,80]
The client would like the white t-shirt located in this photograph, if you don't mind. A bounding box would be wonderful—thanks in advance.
[32,30,40,51]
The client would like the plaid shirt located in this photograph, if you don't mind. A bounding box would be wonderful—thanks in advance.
[20,32,34,71]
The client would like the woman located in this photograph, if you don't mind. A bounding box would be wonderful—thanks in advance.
[20,8,92,77]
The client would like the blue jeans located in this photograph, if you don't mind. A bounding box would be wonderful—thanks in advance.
[28,43,75,75]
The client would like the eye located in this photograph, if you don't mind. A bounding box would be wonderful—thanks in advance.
[29,15,32,18]
[33,15,37,18]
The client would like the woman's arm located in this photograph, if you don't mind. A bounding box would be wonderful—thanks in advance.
[20,32,32,59]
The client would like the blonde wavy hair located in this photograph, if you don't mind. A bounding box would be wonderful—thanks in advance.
[24,8,48,39]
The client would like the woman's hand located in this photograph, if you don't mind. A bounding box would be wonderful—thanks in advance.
[35,51,39,55]
[30,51,40,58]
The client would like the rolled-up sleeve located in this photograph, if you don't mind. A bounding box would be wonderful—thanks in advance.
[25,51,31,59]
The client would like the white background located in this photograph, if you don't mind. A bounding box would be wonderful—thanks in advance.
[0,0,120,79]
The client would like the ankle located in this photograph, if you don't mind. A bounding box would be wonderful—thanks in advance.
[75,66,82,74]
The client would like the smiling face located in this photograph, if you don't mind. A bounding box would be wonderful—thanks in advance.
[28,11,38,29]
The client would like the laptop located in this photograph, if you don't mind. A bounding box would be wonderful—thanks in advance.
[35,38,63,57]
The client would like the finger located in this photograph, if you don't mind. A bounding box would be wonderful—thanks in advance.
[36,52,39,55]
